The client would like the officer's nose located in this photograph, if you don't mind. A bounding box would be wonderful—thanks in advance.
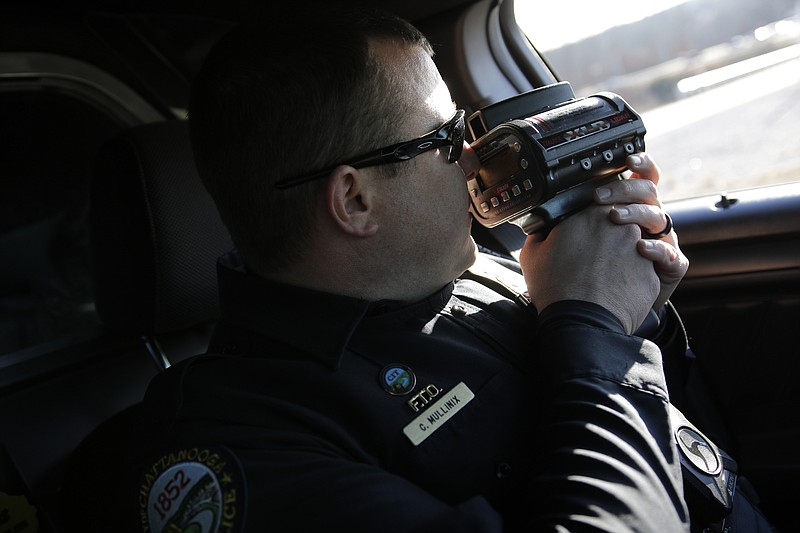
[457,141,480,180]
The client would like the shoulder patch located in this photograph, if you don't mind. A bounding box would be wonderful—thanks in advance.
[138,446,245,533]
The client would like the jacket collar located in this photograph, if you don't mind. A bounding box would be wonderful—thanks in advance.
[215,251,452,369]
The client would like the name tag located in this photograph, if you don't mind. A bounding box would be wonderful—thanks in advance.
[403,382,474,446]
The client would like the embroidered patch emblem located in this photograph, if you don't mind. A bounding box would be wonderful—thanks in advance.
[676,426,721,476]
[139,446,244,533]
[379,364,416,396]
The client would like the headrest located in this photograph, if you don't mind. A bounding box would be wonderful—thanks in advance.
[90,120,234,335]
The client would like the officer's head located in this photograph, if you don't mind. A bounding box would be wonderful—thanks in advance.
[191,6,478,299]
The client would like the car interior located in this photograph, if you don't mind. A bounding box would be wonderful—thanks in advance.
[1,0,798,531]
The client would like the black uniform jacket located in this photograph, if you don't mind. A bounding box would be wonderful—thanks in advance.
[108,253,689,532]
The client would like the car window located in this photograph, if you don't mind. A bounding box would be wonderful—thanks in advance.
[0,89,125,356]
[0,51,165,357]
[515,0,800,201]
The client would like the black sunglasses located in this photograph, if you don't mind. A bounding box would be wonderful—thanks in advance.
[275,109,466,189]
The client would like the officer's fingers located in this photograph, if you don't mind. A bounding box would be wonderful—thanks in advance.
[626,152,661,185]
[594,173,661,207]
[609,204,670,236]
[637,239,689,284]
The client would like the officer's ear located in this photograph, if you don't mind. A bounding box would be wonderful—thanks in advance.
[324,165,379,237]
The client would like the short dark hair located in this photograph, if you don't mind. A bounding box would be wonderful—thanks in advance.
[189,7,433,273]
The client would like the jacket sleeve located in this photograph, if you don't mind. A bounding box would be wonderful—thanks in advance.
[524,300,690,532]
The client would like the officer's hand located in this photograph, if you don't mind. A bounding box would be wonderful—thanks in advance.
[593,153,689,310]
[519,204,661,335]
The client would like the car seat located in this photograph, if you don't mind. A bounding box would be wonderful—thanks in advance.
[89,118,234,364]
[0,118,233,532]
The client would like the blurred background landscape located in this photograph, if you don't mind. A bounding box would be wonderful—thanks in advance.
[518,0,800,200]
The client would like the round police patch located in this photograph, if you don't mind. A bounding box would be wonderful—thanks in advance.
[138,446,245,533]
[379,364,416,396]
[676,426,721,475]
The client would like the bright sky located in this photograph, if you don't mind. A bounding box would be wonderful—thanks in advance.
[515,0,694,51]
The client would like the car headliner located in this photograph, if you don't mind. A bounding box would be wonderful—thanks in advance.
[13,0,479,22]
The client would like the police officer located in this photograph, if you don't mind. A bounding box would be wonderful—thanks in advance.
[64,6,770,532]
